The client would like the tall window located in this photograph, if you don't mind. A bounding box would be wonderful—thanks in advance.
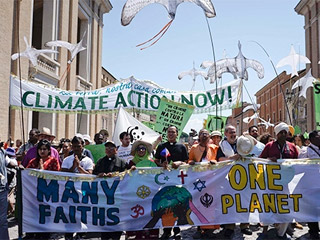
[279,110,282,121]
[76,6,90,82]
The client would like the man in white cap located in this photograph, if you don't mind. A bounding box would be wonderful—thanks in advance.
[259,122,298,161]
[259,122,298,238]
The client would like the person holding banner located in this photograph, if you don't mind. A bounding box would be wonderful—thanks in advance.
[298,130,320,239]
[60,136,94,240]
[22,127,60,167]
[188,129,218,165]
[25,139,60,239]
[26,139,60,171]
[154,126,188,169]
[216,125,252,238]
[188,129,218,239]
[61,136,94,174]
[93,141,128,240]
[126,140,159,239]
[154,126,188,240]
[128,140,157,168]
[259,122,299,239]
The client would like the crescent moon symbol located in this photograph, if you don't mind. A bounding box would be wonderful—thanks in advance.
[155,173,166,185]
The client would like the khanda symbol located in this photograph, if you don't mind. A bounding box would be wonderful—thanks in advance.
[200,193,213,208]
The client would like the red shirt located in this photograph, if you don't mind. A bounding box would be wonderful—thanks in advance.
[259,141,298,161]
[27,156,60,171]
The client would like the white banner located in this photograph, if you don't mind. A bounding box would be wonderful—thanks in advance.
[112,107,160,146]
[22,159,320,233]
[10,76,241,114]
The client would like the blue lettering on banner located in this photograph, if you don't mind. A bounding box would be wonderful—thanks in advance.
[100,180,120,205]
[82,182,98,204]
[37,179,59,202]
[39,204,51,224]
[62,181,80,203]
[36,178,121,226]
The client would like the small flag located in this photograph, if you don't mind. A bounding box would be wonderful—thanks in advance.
[160,148,171,158]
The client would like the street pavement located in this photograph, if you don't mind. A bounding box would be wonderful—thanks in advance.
[8,216,315,240]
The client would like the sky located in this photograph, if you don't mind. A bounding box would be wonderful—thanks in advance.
[102,0,306,133]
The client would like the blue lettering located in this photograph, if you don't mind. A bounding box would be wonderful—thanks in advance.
[37,179,59,202]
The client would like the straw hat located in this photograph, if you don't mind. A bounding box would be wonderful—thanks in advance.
[130,140,152,156]
[39,127,55,138]
[237,135,254,156]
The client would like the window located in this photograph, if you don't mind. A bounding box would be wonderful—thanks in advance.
[76,5,91,81]
[279,110,282,121]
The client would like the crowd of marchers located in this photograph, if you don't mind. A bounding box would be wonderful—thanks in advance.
[1,122,320,240]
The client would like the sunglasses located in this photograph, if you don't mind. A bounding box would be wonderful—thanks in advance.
[137,147,146,151]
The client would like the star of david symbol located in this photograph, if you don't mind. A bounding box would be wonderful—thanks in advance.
[193,179,206,192]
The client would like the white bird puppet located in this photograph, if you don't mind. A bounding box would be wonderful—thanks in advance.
[178,62,208,90]
[258,118,274,129]
[276,45,311,77]
[204,41,264,83]
[121,0,216,49]
[291,69,316,99]
[45,31,87,64]
[11,36,58,66]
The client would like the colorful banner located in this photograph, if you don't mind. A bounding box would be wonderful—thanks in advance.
[314,81,320,130]
[154,98,194,141]
[22,159,320,233]
[9,76,241,114]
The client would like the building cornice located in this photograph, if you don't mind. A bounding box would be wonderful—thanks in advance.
[96,0,112,14]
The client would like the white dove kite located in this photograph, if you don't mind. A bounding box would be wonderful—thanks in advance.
[45,31,87,64]
[291,69,316,99]
[121,0,216,49]
[178,63,208,90]
[205,41,264,83]
[276,45,311,77]
[11,36,58,66]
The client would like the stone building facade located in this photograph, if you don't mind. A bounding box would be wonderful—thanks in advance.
[1,0,112,142]
[295,0,320,131]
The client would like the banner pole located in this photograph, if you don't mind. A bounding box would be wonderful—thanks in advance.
[17,168,23,240]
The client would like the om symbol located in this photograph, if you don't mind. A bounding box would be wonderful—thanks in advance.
[130,204,144,218]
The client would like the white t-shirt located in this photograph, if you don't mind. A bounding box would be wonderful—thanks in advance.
[117,145,133,163]
[61,155,94,173]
